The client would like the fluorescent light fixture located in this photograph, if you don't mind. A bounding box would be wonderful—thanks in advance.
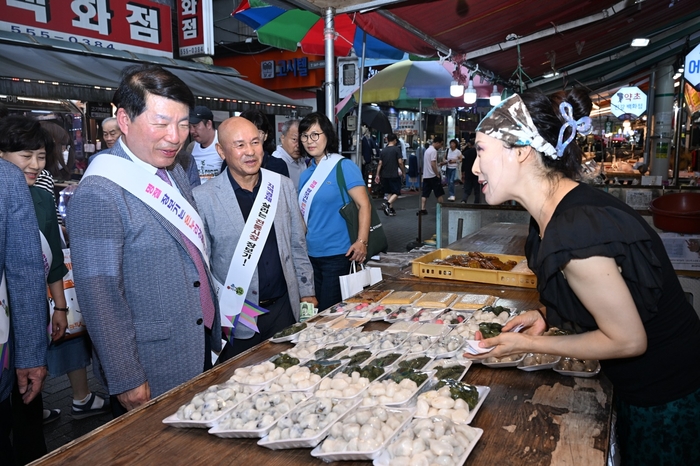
[673,72,682,80]
[543,72,560,79]
[631,38,649,47]
[17,97,63,104]
[463,79,477,104]
[450,80,464,97]
[489,85,501,106]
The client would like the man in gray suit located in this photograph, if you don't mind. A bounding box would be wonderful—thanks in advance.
[0,159,48,462]
[67,65,221,414]
[193,117,316,359]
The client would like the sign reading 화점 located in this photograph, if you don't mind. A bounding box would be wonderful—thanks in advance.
[0,0,173,57]
[177,0,214,57]
[610,86,647,119]
[685,43,700,89]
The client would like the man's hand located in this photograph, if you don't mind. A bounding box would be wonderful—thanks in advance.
[16,366,47,404]
[301,296,319,308]
[117,382,151,411]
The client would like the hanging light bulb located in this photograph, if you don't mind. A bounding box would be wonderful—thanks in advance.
[450,80,464,97]
[463,79,477,104]
[489,85,501,106]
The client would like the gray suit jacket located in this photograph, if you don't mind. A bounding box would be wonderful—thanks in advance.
[193,169,314,339]
[67,145,221,398]
[0,160,47,401]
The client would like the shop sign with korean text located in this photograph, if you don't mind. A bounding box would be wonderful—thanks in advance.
[610,86,647,119]
[0,0,173,57]
[685,43,700,90]
[176,0,214,57]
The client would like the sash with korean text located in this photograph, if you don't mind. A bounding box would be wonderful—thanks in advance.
[297,153,343,224]
[214,169,280,333]
[83,154,208,267]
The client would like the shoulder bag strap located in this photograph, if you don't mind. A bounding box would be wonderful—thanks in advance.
[336,159,350,204]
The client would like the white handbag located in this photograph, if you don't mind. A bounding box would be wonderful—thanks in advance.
[339,261,383,300]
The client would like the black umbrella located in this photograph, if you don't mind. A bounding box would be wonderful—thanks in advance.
[360,106,393,134]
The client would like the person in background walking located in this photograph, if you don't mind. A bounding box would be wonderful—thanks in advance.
[461,138,481,203]
[445,139,463,201]
[375,133,404,216]
[417,136,444,215]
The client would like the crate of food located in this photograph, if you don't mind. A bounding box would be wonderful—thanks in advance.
[411,249,537,289]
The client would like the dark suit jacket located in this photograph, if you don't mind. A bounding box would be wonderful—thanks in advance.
[67,145,221,397]
[0,160,47,401]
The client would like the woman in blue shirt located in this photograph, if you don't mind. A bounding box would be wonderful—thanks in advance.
[298,113,371,311]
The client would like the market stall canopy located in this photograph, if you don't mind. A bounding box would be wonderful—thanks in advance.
[0,31,307,115]
[232,0,404,59]
[345,0,700,96]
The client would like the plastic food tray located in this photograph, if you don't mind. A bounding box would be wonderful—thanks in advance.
[345,289,394,303]
[269,322,315,344]
[257,397,361,450]
[517,353,562,372]
[411,249,537,289]
[207,391,309,438]
[427,358,472,381]
[384,320,420,333]
[412,323,451,338]
[415,385,490,425]
[482,353,526,368]
[426,335,467,359]
[373,419,483,466]
[396,354,434,372]
[553,360,601,378]
[162,385,262,429]
[310,407,415,462]
[381,369,436,408]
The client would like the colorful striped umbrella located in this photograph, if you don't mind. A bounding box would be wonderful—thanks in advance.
[233,0,404,60]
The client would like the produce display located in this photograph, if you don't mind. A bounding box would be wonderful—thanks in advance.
[434,251,517,271]
[342,364,385,382]
[213,391,308,433]
[384,306,416,322]
[314,371,371,398]
[379,291,423,305]
[324,327,360,345]
[410,307,445,322]
[344,330,382,347]
[361,376,421,406]
[271,354,300,370]
[268,366,322,391]
[174,382,260,422]
[230,361,284,385]
[403,334,435,353]
[345,349,374,366]
[449,293,497,310]
[381,416,482,465]
[262,397,358,444]
[425,334,465,358]
[429,360,468,381]
[313,345,348,360]
[272,322,308,339]
[372,332,409,351]
[397,355,432,371]
[315,406,410,455]
[555,358,600,374]
[345,289,393,303]
[435,309,472,325]
[414,292,457,308]
[369,351,403,368]
[296,326,331,343]
[283,341,323,360]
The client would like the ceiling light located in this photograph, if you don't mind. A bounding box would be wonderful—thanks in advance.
[489,85,501,106]
[631,38,649,47]
[673,72,682,80]
[463,79,477,104]
[450,80,465,98]
[543,72,560,79]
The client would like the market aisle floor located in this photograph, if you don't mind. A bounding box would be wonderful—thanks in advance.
[40,184,455,453]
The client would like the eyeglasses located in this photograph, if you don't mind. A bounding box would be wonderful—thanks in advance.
[300,132,322,142]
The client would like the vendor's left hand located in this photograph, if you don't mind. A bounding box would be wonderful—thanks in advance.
[346,240,368,263]
[301,296,318,308]
[463,331,530,361]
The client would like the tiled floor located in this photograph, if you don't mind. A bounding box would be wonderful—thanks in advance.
[39,185,448,454]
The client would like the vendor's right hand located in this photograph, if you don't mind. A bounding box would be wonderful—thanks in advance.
[117,382,151,411]
[501,310,547,336]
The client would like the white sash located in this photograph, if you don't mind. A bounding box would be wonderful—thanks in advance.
[0,272,8,344]
[39,230,52,280]
[297,154,344,224]
[214,169,281,328]
[84,154,208,266]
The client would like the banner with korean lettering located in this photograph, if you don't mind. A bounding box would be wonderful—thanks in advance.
[177,0,214,57]
[0,0,173,57]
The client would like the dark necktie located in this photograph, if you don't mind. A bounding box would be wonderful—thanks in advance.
[156,168,215,329]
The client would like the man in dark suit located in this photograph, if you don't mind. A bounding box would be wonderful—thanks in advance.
[67,64,221,415]
[0,159,48,463]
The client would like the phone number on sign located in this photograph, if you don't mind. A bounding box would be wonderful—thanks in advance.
[9,25,115,49]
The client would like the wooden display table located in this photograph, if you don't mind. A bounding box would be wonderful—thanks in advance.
[30,223,612,466]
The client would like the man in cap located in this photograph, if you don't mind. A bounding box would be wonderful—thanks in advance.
[188,105,220,183]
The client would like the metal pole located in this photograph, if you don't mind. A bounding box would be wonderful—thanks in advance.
[354,31,367,168]
[643,69,656,167]
[672,73,686,186]
[417,99,423,243]
[324,7,336,125]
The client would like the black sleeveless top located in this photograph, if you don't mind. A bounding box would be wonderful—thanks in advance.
[525,183,700,406]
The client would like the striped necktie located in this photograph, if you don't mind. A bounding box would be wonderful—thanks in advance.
[156,168,215,329]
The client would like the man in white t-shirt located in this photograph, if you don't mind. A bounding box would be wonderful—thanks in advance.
[418,136,444,215]
[188,106,220,184]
